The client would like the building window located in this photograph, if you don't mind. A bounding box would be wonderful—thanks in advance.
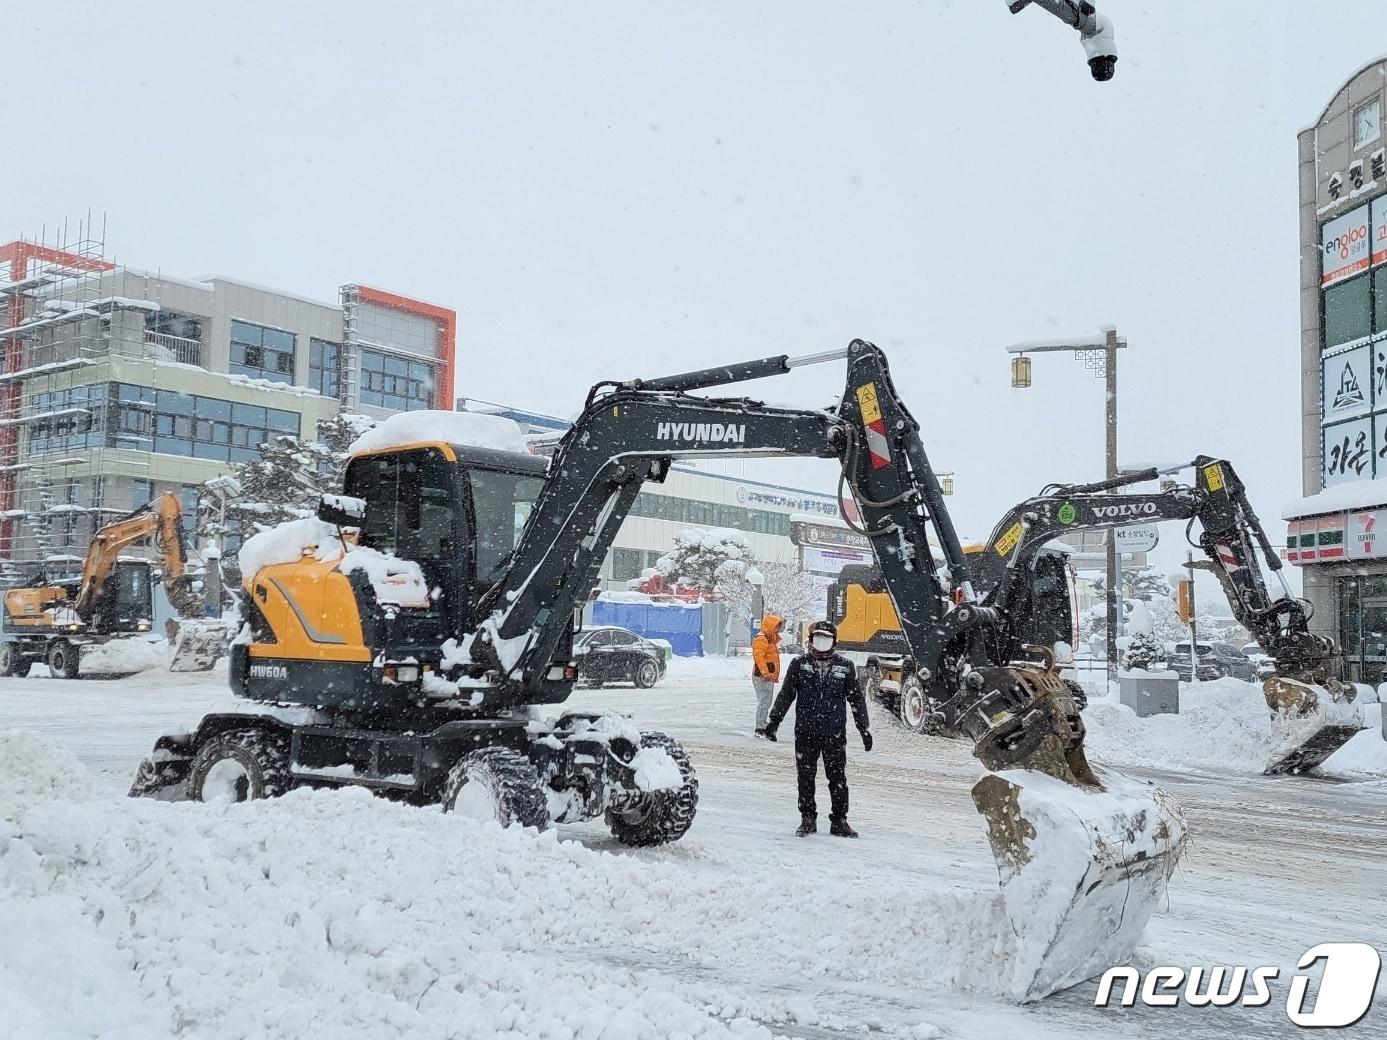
[612,547,645,582]
[359,348,435,411]
[1354,98,1381,151]
[308,339,341,398]
[1324,274,1372,349]
[626,490,794,537]
[230,320,296,385]
[105,382,300,463]
[1375,268,1387,336]
[26,383,106,456]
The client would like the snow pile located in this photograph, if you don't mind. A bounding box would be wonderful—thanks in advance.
[0,730,97,817]
[348,410,530,456]
[1084,678,1387,777]
[0,733,1011,1038]
[236,517,343,577]
[338,546,430,608]
[80,637,168,676]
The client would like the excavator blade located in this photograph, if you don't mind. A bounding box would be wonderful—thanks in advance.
[169,618,231,672]
[1263,676,1365,775]
[972,765,1188,1002]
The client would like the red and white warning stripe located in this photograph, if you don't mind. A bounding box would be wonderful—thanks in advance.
[1213,542,1242,571]
[864,418,891,470]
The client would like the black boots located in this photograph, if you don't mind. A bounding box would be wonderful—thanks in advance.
[795,814,817,837]
[829,818,859,838]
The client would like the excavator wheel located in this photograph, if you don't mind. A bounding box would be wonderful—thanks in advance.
[0,642,18,678]
[441,746,549,829]
[606,732,699,847]
[187,727,292,803]
[47,640,80,680]
[898,676,932,732]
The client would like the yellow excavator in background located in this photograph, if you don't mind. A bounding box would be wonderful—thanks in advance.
[0,491,227,677]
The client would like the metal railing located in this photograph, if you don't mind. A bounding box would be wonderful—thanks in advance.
[142,330,203,367]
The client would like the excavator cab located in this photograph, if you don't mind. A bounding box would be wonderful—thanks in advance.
[88,559,155,633]
[340,443,547,633]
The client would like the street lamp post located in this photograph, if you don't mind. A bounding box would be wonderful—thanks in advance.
[1006,326,1127,672]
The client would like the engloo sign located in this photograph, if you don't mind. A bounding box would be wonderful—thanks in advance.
[1323,203,1372,286]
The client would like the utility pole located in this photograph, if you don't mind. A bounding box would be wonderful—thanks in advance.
[1006,325,1127,674]
[1104,327,1120,673]
[1185,550,1198,682]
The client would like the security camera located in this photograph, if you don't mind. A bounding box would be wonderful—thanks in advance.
[1007,0,1118,82]
[1080,11,1117,81]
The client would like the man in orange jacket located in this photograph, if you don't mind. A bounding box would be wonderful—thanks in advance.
[751,613,782,738]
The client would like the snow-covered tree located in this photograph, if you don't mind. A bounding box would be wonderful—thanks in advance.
[200,413,376,583]
[714,559,816,628]
[1093,564,1174,603]
[655,528,753,591]
[1122,630,1166,671]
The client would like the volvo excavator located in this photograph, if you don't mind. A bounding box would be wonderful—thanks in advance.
[0,491,227,677]
[129,341,1184,1000]
[832,458,1364,775]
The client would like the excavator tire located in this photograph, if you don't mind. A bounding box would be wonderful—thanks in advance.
[606,732,698,847]
[187,727,292,803]
[0,642,17,677]
[47,640,80,680]
[441,746,549,829]
[898,673,933,732]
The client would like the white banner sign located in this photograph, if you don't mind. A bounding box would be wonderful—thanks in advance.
[1113,526,1159,554]
[801,545,871,574]
[1324,415,1375,487]
[1323,204,1372,286]
[1323,344,1373,421]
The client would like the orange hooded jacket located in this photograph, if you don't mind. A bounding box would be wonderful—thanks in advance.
[751,614,783,682]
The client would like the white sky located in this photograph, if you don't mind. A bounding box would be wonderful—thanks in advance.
[6,1,1387,584]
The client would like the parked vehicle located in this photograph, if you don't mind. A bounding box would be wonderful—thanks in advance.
[1170,641,1257,682]
[575,626,667,688]
[1241,642,1277,680]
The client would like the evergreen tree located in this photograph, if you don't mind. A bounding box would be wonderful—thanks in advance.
[199,412,376,583]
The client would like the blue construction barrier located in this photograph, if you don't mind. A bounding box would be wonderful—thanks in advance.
[590,599,704,656]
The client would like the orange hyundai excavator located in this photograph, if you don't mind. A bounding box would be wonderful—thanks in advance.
[0,492,224,677]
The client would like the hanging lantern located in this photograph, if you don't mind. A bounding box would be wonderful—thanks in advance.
[941,474,955,496]
[1010,354,1032,389]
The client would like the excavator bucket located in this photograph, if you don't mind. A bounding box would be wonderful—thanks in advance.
[1263,676,1365,775]
[169,618,231,672]
[972,766,1187,1001]
[966,663,1187,1000]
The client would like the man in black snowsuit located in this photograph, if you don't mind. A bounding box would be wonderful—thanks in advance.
[764,620,872,837]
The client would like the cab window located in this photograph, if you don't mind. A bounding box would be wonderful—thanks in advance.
[469,469,543,588]
[347,449,458,566]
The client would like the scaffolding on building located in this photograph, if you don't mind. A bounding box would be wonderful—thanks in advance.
[0,215,180,574]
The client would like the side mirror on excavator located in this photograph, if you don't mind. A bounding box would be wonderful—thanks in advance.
[317,494,366,528]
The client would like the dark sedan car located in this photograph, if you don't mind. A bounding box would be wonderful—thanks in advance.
[1169,641,1257,682]
[575,626,667,688]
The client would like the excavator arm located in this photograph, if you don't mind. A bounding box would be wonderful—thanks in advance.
[977,456,1363,772]
[74,491,195,620]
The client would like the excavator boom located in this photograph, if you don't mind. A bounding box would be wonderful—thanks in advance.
[977,456,1364,773]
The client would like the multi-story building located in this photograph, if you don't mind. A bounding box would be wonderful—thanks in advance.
[0,234,457,568]
[1285,59,1387,684]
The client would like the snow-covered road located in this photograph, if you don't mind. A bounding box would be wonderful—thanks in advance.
[2,657,1385,1038]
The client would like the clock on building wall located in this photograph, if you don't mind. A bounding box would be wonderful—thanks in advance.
[1354,98,1381,150]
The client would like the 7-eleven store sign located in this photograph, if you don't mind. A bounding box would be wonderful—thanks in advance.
[1287,513,1356,563]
